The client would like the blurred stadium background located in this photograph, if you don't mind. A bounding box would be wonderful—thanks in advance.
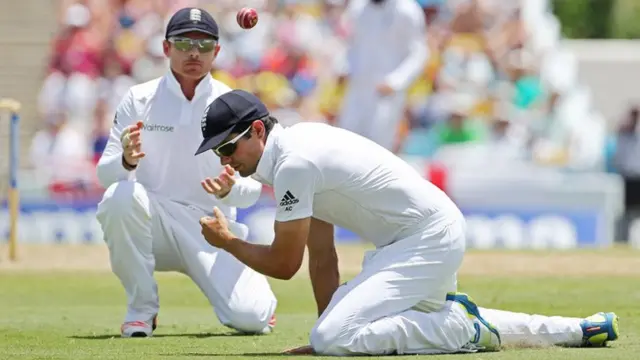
[2,0,640,258]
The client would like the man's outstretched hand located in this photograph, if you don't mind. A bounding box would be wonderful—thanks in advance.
[121,120,145,168]
[282,345,314,355]
[201,165,236,198]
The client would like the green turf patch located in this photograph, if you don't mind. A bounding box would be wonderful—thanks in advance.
[0,271,636,359]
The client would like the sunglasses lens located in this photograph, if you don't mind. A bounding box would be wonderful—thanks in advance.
[172,39,216,53]
[173,39,193,52]
[198,40,215,53]
[214,143,236,157]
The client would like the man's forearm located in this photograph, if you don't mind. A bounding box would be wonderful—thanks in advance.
[96,150,133,188]
[218,177,262,208]
[224,238,300,280]
[309,247,340,317]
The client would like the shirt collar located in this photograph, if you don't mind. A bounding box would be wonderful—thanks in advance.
[252,124,284,185]
[164,70,213,101]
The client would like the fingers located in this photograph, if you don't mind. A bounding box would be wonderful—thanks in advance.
[131,151,146,160]
[202,178,216,194]
[128,130,141,142]
[201,180,211,194]
[202,177,222,194]
[199,209,224,226]
[125,131,141,148]
[220,171,236,187]
[122,122,142,143]
[202,176,232,195]
[120,121,146,166]
[201,167,235,196]
[224,165,235,176]
[129,139,142,152]
[213,177,226,191]
[123,129,145,163]
[123,124,139,137]
[212,206,224,219]
[282,345,314,355]
[122,129,141,148]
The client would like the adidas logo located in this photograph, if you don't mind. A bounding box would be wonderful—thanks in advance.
[280,191,299,207]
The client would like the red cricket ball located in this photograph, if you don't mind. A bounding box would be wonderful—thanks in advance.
[236,7,258,29]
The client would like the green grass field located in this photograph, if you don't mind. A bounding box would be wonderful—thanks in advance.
[1,245,638,359]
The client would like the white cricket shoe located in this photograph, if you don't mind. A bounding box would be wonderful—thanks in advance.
[120,315,157,338]
[260,314,277,334]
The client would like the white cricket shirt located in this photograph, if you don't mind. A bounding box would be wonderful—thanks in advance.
[253,123,464,247]
[96,71,263,219]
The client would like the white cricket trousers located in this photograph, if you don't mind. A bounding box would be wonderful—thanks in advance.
[95,181,277,333]
[309,217,585,356]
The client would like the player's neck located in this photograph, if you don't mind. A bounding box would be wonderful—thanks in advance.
[172,70,206,101]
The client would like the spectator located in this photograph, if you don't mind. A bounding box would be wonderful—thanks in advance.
[35,0,610,199]
[336,0,428,153]
[432,94,487,146]
[503,49,544,110]
[487,101,528,160]
[614,106,640,242]
[28,110,94,191]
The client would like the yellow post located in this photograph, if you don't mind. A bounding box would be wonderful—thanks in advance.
[0,98,21,262]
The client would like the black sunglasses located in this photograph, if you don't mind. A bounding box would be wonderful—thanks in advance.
[212,126,252,157]
[168,37,217,53]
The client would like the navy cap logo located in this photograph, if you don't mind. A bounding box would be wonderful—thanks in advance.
[201,103,210,134]
[190,8,201,22]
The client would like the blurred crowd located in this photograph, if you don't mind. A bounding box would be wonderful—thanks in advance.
[32,0,615,199]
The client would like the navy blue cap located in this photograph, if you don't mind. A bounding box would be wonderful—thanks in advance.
[195,90,269,155]
[165,8,219,40]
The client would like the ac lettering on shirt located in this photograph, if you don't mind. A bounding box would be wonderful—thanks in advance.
[279,190,299,211]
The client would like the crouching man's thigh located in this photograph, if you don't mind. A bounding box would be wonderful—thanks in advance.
[96,181,151,223]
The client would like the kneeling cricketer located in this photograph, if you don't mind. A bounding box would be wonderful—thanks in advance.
[195,90,620,356]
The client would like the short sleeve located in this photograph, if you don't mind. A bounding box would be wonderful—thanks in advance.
[273,156,320,222]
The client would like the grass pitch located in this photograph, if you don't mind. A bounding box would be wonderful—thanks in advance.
[0,245,638,359]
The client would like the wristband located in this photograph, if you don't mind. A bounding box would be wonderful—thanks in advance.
[122,155,138,170]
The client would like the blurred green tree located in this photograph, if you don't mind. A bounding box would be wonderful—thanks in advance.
[610,0,640,38]
[552,0,613,38]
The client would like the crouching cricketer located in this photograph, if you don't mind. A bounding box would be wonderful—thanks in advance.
[95,8,276,337]
[195,90,620,355]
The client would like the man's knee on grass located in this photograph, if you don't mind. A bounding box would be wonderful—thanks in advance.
[218,300,275,334]
[309,316,365,355]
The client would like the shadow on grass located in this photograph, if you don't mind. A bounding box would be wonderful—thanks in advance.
[172,352,381,358]
[69,332,253,340]
[168,353,293,358]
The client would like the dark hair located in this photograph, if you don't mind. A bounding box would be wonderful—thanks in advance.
[230,115,278,136]
[261,115,278,136]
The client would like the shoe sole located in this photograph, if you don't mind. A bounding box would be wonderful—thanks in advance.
[611,313,619,341]
[129,332,150,338]
[446,293,501,347]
